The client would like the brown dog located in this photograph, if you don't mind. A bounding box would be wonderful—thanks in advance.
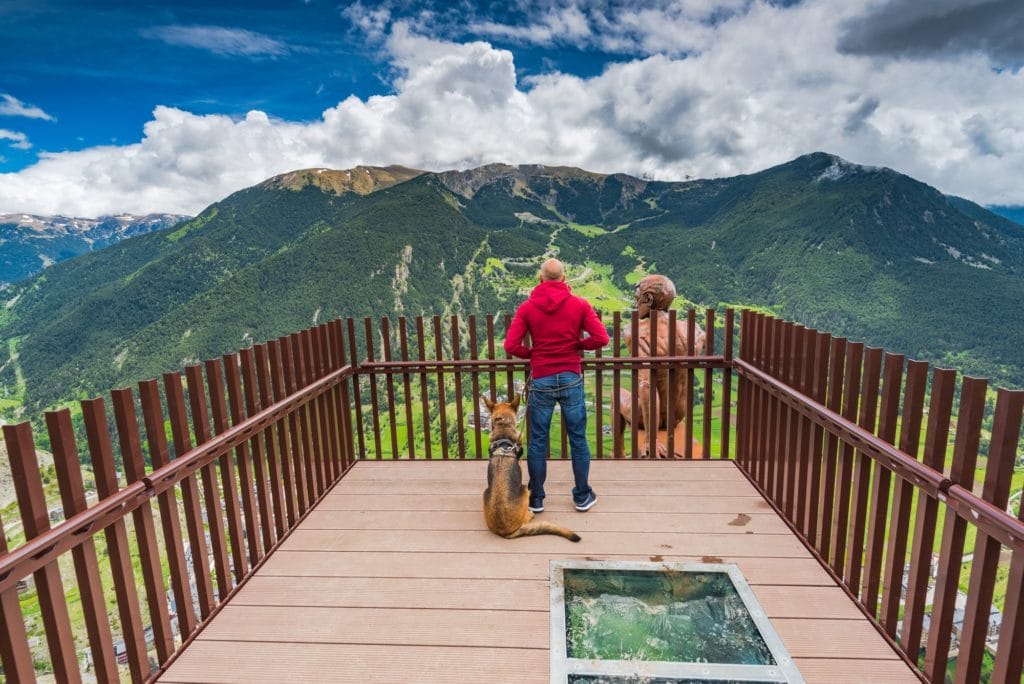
[481,395,580,542]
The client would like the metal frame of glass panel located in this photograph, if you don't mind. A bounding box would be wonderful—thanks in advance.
[550,560,805,684]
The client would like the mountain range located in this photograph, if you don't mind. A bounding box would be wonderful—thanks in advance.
[1,152,1022,420]
[0,212,190,285]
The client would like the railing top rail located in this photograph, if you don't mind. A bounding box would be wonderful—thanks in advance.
[735,338,1024,554]
[357,355,729,371]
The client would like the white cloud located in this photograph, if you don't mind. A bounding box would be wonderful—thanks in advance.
[142,25,290,57]
[1,0,1023,216]
[0,129,32,150]
[342,2,393,41]
[0,94,55,121]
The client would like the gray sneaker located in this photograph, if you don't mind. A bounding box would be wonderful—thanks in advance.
[574,492,597,511]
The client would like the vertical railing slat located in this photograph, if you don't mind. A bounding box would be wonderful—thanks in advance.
[347,318,367,459]
[829,341,863,574]
[804,331,830,546]
[363,318,383,459]
[45,409,119,682]
[486,314,498,405]
[612,312,623,458]
[779,322,799,515]
[332,319,356,472]
[221,356,264,564]
[469,315,484,457]
[646,310,659,459]
[924,376,987,680]
[992,475,1024,683]
[433,316,450,459]
[80,398,151,681]
[665,310,677,459]
[859,352,903,615]
[162,373,217,619]
[794,327,816,534]
[291,334,320,499]
[3,422,82,683]
[818,336,847,562]
[451,315,467,459]
[321,323,343,476]
[313,326,339,481]
[301,330,327,494]
[843,347,882,591]
[203,359,252,577]
[399,317,417,458]
[184,365,233,601]
[380,318,400,459]
[630,313,639,459]
[139,379,199,638]
[685,309,697,459]
[900,367,956,657]
[702,309,715,457]
[111,387,177,662]
[253,346,288,537]
[0,506,35,682]
[720,309,734,460]
[954,389,1024,684]
[416,316,433,460]
[278,338,311,512]
[266,341,299,526]
[879,359,929,637]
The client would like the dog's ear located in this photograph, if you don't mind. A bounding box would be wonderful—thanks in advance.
[482,395,494,412]
[510,395,520,412]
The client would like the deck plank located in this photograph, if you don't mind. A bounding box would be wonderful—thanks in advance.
[280,528,812,556]
[330,478,756,496]
[229,576,863,620]
[159,460,916,684]
[160,642,548,683]
[316,493,771,513]
[193,605,549,647]
[299,509,790,534]
[258,551,837,585]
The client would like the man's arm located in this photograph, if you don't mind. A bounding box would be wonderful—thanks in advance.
[578,305,610,350]
[503,306,532,358]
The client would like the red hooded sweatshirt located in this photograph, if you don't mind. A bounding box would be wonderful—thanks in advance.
[504,280,610,379]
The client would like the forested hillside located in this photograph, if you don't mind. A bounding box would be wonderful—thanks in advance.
[2,153,1022,420]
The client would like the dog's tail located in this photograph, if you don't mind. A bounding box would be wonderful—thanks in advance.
[507,521,581,542]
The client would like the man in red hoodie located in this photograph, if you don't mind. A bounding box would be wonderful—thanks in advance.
[504,258,610,513]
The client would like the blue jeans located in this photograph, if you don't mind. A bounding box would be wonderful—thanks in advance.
[527,371,593,506]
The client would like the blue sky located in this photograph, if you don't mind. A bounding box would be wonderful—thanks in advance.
[1,0,1022,216]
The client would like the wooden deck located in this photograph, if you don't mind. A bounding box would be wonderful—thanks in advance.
[158,460,918,683]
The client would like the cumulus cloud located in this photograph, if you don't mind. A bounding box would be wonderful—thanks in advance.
[1,0,1023,216]
[838,0,1024,66]
[0,94,56,121]
[142,24,291,58]
[0,129,32,150]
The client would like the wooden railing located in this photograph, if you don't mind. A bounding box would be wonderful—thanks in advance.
[736,311,1024,684]
[1,309,1022,683]
[1,321,354,683]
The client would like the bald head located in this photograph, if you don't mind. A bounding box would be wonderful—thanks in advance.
[539,258,565,281]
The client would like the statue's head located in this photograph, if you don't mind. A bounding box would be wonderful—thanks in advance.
[634,274,676,319]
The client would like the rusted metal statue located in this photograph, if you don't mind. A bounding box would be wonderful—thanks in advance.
[618,274,707,458]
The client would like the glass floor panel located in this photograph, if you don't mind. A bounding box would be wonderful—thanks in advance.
[550,560,804,683]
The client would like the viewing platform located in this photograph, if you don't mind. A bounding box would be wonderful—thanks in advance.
[2,310,1022,683]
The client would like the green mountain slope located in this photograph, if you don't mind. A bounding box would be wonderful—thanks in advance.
[2,153,1022,417]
